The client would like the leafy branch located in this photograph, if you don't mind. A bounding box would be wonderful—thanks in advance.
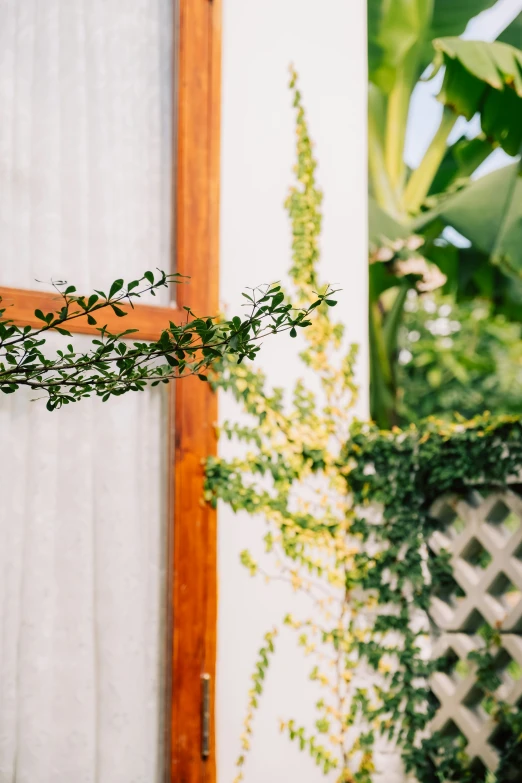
[205,70,365,783]
[0,270,337,411]
[234,629,278,783]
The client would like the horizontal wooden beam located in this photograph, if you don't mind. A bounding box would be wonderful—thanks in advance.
[0,286,182,341]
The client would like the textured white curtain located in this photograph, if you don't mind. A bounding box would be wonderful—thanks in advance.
[0,0,173,294]
[0,1,173,782]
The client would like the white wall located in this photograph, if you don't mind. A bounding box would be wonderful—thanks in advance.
[217,1,368,782]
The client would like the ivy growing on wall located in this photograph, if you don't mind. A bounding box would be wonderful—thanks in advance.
[346,415,522,783]
[206,67,363,782]
[205,71,522,783]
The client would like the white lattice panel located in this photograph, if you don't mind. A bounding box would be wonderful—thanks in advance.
[429,633,522,775]
[429,491,522,633]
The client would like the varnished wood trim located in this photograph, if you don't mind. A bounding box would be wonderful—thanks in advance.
[170,0,220,781]
[204,0,221,776]
[0,2,222,779]
[0,286,181,341]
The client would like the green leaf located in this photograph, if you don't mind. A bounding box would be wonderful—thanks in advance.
[111,304,127,317]
[109,279,124,298]
[429,0,498,40]
[369,197,410,249]
[417,0,500,70]
[87,315,97,326]
[159,330,171,350]
[55,327,72,336]
[144,271,154,284]
[497,11,522,48]
[368,0,387,80]
[383,283,410,359]
[369,302,395,428]
[417,161,522,272]
[427,133,495,197]
[434,37,522,155]
[368,0,433,91]
[290,327,297,338]
[34,309,47,322]
[197,374,208,381]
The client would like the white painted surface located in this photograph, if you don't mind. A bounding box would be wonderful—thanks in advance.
[217,1,368,781]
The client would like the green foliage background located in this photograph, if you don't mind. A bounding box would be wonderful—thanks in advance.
[367,0,522,427]
[397,291,522,422]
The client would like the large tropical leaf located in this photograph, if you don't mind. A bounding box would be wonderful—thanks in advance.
[368,0,388,83]
[429,0,499,40]
[369,199,448,301]
[419,0,500,69]
[368,0,434,91]
[427,133,495,196]
[497,11,522,48]
[416,161,522,273]
[434,38,522,156]
[369,199,408,304]
[369,197,409,248]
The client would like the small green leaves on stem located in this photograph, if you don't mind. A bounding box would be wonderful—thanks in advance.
[233,630,278,783]
[0,272,337,411]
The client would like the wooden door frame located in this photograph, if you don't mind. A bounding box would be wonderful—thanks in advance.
[0,1,221,781]
[170,1,220,782]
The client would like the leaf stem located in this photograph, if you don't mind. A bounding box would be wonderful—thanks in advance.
[369,94,401,218]
[384,46,421,197]
[402,107,458,214]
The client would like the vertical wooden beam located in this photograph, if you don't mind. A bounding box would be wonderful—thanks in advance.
[203,2,221,780]
[170,0,220,781]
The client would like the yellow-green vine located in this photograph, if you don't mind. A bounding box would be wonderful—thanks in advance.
[205,70,521,783]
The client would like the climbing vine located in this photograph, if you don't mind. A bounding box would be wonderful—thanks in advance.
[205,70,522,783]
[346,415,522,783]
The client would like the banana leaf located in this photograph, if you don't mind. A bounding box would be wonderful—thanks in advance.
[416,161,522,273]
[427,133,495,196]
[434,38,522,156]
[368,0,433,91]
[497,11,522,48]
[369,197,410,247]
[429,0,498,40]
